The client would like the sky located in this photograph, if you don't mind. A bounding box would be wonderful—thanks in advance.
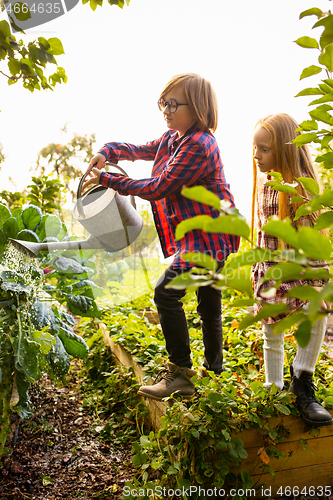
[0,0,331,221]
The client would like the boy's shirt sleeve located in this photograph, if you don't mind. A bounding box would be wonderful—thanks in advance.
[99,141,208,201]
[98,138,160,162]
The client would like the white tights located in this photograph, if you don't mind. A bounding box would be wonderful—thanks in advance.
[261,315,327,390]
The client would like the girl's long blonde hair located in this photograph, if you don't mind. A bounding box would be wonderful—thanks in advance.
[251,113,321,242]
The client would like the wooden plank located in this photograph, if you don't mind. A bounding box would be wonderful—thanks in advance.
[238,434,333,475]
[100,324,168,430]
[249,462,333,497]
[236,413,333,449]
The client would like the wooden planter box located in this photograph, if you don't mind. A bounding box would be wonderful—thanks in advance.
[101,324,333,498]
[229,413,333,497]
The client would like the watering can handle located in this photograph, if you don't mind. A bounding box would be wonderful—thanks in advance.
[77,162,137,209]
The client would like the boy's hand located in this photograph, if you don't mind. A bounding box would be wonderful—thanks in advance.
[82,167,101,191]
[87,153,106,172]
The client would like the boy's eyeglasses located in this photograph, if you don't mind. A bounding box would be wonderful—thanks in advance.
[157,98,188,113]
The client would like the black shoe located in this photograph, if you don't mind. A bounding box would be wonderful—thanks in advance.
[289,366,333,427]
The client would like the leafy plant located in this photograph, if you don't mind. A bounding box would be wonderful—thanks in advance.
[0,201,105,460]
[165,184,332,345]
[0,19,67,92]
[293,8,333,165]
[35,132,96,195]
[26,175,65,213]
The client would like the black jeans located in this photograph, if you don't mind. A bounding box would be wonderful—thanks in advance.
[154,265,223,374]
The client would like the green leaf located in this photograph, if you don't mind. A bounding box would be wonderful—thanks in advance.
[203,215,250,239]
[296,203,321,223]
[314,211,333,230]
[0,20,12,38]
[38,37,50,50]
[290,196,305,203]
[274,403,291,415]
[58,328,89,359]
[273,312,307,334]
[314,189,333,207]
[295,88,324,97]
[181,185,221,210]
[7,58,21,75]
[166,271,214,290]
[309,107,333,125]
[262,219,299,248]
[16,229,40,243]
[0,204,12,229]
[21,205,42,231]
[31,330,56,354]
[299,8,323,19]
[12,2,31,21]
[38,214,62,240]
[319,43,333,72]
[52,256,87,275]
[67,294,93,314]
[181,252,218,271]
[319,83,333,94]
[2,217,19,239]
[224,248,273,270]
[263,262,303,283]
[14,336,42,381]
[295,320,312,348]
[175,214,250,240]
[0,229,6,252]
[215,269,253,295]
[293,133,320,147]
[239,304,290,329]
[297,226,332,261]
[294,36,319,49]
[285,285,320,301]
[323,78,333,89]
[297,120,318,131]
[230,297,256,307]
[297,177,319,196]
[300,65,322,80]
[47,336,70,384]
[309,94,333,105]
[269,171,283,181]
[315,151,333,163]
[47,37,65,56]
[265,180,298,194]
[175,215,213,240]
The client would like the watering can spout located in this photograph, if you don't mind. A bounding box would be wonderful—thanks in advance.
[10,163,144,258]
[9,235,104,258]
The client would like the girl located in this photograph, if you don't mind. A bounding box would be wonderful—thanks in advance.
[252,113,332,427]
[83,73,239,401]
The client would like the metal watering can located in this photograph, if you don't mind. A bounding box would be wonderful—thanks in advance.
[9,163,144,258]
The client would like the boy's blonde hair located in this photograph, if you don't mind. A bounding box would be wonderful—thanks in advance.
[159,73,218,133]
[251,113,322,241]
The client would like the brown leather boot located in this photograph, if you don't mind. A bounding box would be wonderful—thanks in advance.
[137,362,197,401]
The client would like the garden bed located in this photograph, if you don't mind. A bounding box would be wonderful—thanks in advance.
[101,323,333,499]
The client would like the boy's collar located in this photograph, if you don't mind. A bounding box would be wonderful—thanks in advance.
[171,123,200,143]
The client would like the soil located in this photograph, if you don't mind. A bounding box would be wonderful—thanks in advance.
[0,369,135,500]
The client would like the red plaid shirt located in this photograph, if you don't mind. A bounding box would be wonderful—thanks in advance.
[98,125,239,268]
[252,172,329,323]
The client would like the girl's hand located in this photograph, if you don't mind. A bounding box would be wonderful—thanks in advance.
[82,167,101,191]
